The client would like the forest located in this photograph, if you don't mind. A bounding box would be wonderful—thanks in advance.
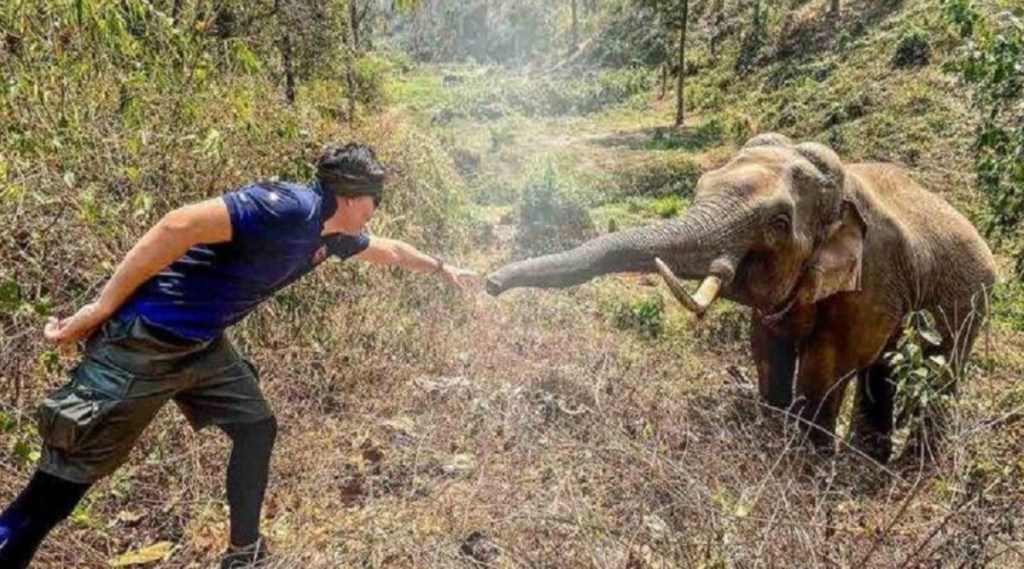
[1,0,1023,567]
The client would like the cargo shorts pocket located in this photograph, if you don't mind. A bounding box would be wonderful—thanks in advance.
[36,378,120,453]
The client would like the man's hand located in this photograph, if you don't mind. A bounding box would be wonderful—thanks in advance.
[437,264,478,291]
[355,237,479,291]
[44,302,111,347]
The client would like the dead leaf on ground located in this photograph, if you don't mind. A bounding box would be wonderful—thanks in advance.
[110,541,175,566]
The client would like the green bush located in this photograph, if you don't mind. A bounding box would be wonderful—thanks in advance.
[884,310,956,437]
[652,195,686,218]
[990,279,1024,331]
[353,54,390,111]
[606,156,701,200]
[606,293,666,338]
[644,120,725,151]
[585,0,671,68]
[515,161,596,256]
[944,1,1024,276]
[690,301,750,349]
[892,28,932,68]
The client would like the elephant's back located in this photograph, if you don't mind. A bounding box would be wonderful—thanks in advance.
[847,163,996,312]
[847,163,972,225]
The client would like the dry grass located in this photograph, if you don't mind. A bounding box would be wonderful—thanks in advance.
[5,244,1022,568]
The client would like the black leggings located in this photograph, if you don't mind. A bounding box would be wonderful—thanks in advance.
[0,416,276,566]
[0,470,91,568]
[220,416,278,547]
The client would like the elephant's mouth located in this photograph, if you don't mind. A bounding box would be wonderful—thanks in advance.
[726,249,810,317]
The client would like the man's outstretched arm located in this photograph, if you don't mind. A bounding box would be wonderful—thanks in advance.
[44,198,232,346]
[353,236,477,290]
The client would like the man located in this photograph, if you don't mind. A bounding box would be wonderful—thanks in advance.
[0,143,477,568]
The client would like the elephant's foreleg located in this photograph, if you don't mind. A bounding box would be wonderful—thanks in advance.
[750,319,796,409]
[795,298,902,454]
[793,335,860,452]
[850,362,895,463]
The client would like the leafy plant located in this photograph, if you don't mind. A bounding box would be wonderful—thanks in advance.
[515,161,595,256]
[943,1,1024,275]
[884,310,956,431]
[608,293,666,338]
[652,195,686,218]
[891,27,932,68]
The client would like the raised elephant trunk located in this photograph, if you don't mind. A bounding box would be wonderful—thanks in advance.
[486,202,746,315]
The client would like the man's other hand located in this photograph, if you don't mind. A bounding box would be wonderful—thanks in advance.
[44,302,111,347]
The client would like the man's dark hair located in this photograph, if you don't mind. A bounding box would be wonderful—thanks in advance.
[315,142,386,204]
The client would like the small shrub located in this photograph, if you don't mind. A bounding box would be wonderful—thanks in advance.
[607,293,666,338]
[990,280,1024,331]
[892,28,932,68]
[885,310,956,435]
[652,195,685,218]
[473,177,520,206]
[489,124,515,152]
[353,54,389,110]
[431,107,460,125]
[466,216,496,249]
[825,90,875,128]
[607,157,702,200]
[722,112,759,144]
[515,162,596,256]
[690,301,750,349]
[645,120,724,151]
[452,147,481,179]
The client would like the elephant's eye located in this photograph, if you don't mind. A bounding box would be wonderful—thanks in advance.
[771,214,791,234]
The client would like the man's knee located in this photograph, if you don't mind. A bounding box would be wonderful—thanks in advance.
[221,416,277,447]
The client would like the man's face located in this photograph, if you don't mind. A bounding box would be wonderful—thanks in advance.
[336,195,377,234]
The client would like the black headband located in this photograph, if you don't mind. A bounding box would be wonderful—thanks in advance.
[318,170,384,198]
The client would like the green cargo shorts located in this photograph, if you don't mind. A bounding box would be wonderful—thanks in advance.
[35,316,273,484]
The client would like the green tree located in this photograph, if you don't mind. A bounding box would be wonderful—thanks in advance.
[944,1,1024,275]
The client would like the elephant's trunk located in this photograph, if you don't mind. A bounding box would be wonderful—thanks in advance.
[486,201,747,301]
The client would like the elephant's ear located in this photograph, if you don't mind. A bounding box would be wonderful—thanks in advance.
[805,199,867,303]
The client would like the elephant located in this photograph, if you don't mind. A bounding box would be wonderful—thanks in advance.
[485,133,997,463]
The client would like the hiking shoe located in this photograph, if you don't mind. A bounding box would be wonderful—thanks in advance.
[220,536,271,568]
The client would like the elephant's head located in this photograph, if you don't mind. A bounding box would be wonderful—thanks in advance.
[485,133,868,318]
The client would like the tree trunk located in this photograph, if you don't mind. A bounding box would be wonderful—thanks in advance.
[275,0,295,104]
[571,0,579,52]
[171,0,185,26]
[660,61,668,100]
[282,36,295,104]
[710,0,724,62]
[674,0,688,128]
[350,0,361,50]
[346,0,358,121]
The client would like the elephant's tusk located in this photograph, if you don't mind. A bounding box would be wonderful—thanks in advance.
[654,257,722,318]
